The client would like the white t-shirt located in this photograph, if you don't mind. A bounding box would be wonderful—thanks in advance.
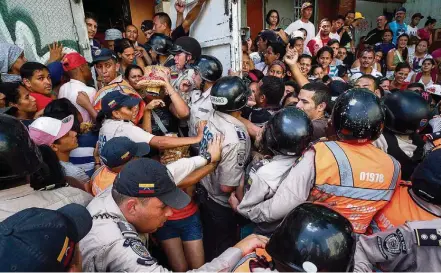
[98,119,155,153]
[285,19,315,44]
[407,25,418,38]
[349,67,383,82]
[330,32,341,42]
[58,79,97,122]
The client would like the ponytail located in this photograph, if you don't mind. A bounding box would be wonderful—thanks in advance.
[425,16,437,27]
[93,111,111,133]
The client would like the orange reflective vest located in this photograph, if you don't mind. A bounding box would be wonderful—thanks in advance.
[232,248,272,272]
[371,181,440,233]
[91,166,117,196]
[310,141,401,234]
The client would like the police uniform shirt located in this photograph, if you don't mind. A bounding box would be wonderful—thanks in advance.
[98,119,155,154]
[237,155,298,222]
[188,87,213,137]
[355,219,441,272]
[373,134,417,157]
[200,111,251,207]
[0,184,92,221]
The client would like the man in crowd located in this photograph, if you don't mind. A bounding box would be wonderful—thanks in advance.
[0,114,92,221]
[0,43,27,83]
[339,11,356,55]
[285,2,315,44]
[140,20,154,43]
[330,15,345,41]
[252,30,278,68]
[85,12,100,55]
[153,0,208,41]
[169,36,202,79]
[307,18,331,56]
[355,75,383,98]
[407,12,424,39]
[20,62,53,111]
[295,82,330,140]
[59,52,97,122]
[350,48,383,82]
[364,15,388,45]
[388,7,408,44]
[0,204,92,272]
[123,25,140,47]
[105,28,123,51]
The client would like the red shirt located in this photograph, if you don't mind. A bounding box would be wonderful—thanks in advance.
[417,28,431,41]
[307,36,331,56]
[30,92,52,111]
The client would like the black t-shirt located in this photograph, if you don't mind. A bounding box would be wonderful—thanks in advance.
[338,26,354,48]
[242,106,279,127]
[364,28,383,46]
[150,97,179,136]
[171,24,189,42]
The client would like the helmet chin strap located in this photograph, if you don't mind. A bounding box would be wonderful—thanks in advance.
[200,79,207,91]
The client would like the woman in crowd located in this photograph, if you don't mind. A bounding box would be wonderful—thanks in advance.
[114,38,145,74]
[387,34,409,78]
[124,64,145,97]
[374,48,384,73]
[316,46,336,77]
[409,39,432,74]
[281,91,299,107]
[309,65,325,80]
[298,54,313,78]
[1,82,37,127]
[265,9,289,43]
[417,17,437,46]
[411,58,438,88]
[268,60,286,79]
[389,62,412,90]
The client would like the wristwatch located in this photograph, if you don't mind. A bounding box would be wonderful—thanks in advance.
[200,151,212,164]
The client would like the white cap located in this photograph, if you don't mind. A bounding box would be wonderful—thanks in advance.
[29,115,74,145]
[427,84,441,96]
[105,29,123,41]
[291,30,305,39]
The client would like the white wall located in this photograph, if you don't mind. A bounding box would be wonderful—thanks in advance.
[403,0,441,27]
[355,0,401,42]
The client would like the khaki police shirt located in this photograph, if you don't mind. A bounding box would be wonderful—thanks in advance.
[81,191,242,272]
[200,111,251,207]
[237,155,298,222]
[188,87,213,137]
[244,150,316,223]
[0,184,92,221]
[355,219,441,272]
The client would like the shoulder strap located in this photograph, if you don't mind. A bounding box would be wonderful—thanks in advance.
[151,110,169,134]
[323,141,354,187]
[415,72,423,82]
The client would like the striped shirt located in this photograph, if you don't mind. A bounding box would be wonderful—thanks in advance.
[69,132,99,177]
[60,161,90,184]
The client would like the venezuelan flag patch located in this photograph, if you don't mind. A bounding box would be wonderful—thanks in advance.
[139,183,155,194]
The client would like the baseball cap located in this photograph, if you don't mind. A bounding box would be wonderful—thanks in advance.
[113,158,191,209]
[396,7,406,13]
[29,115,74,145]
[301,2,313,10]
[47,61,64,86]
[412,13,424,19]
[169,36,202,61]
[100,137,150,168]
[141,20,154,32]
[291,30,305,39]
[62,52,87,72]
[259,30,278,42]
[105,28,123,41]
[354,12,365,20]
[92,48,117,64]
[0,204,92,271]
[101,90,141,114]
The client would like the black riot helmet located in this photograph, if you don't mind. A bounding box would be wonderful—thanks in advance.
[148,33,173,55]
[411,148,441,205]
[384,91,430,135]
[210,76,250,113]
[266,203,356,272]
[0,114,43,182]
[169,36,202,61]
[192,55,223,82]
[332,88,385,143]
[262,108,313,156]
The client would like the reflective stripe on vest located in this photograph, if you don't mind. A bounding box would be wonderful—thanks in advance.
[324,142,354,187]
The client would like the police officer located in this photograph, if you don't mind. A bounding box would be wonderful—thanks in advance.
[355,218,441,271]
[167,36,202,77]
[0,114,92,221]
[232,203,356,272]
[231,107,313,235]
[197,76,251,261]
[373,91,430,180]
[238,89,401,235]
[148,33,174,65]
[80,158,268,272]
[371,147,441,232]
[188,55,223,139]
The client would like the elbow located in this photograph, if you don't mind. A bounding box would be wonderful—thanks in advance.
[179,108,190,120]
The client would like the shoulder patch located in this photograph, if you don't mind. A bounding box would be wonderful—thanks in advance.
[124,238,152,259]
[235,125,247,141]
[381,229,407,256]
[414,228,441,246]
[117,221,138,238]
[250,159,271,173]
[237,150,247,167]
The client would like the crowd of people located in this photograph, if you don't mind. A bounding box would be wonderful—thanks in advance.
[1,0,441,272]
